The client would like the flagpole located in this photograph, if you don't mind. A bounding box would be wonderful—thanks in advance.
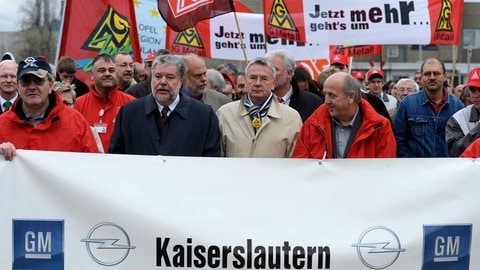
[232,4,248,65]
[451,45,458,87]
[54,0,68,65]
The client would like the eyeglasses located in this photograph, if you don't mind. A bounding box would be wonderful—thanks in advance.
[19,76,47,86]
[247,76,272,84]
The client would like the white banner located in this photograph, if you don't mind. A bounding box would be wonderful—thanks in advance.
[1,150,479,269]
[210,13,330,61]
[302,0,431,45]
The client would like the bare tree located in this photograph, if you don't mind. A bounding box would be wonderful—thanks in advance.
[14,0,60,62]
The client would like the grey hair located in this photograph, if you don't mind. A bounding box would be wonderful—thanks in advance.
[151,54,187,78]
[344,74,363,103]
[265,49,296,73]
[206,69,225,91]
[396,78,419,92]
[245,57,276,78]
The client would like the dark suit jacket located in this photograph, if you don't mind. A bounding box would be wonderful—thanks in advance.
[126,78,151,98]
[109,92,221,156]
[289,80,324,122]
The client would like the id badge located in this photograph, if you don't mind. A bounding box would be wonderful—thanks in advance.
[93,122,107,134]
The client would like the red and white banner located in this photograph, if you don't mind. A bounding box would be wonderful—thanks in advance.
[331,45,383,58]
[1,151,479,269]
[264,0,464,45]
[166,12,330,61]
[158,0,234,32]
[58,0,141,84]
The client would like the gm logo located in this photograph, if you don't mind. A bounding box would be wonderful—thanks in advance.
[81,222,136,266]
[12,219,64,270]
[352,226,406,269]
[422,224,472,270]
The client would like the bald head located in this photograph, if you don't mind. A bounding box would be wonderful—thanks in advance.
[183,54,208,96]
[323,72,363,124]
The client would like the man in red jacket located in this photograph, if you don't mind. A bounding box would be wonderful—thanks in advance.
[75,54,135,152]
[0,56,99,160]
[293,72,396,159]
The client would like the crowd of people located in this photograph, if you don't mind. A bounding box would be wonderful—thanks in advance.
[1,49,480,160]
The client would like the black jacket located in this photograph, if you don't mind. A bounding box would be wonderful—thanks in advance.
[109,92,221,156]
[289,80,324,122]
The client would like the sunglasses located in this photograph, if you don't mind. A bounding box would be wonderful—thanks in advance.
[19,76,47,86]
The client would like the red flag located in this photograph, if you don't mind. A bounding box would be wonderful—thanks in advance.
[428,0,464,45]
[58,0,141,85]
[263,0,306,43]
[165,0,251,57]
[158,0,234,32]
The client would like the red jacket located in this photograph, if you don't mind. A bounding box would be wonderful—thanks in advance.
[293,99,396,158]
[460,138,480,158]
[0,92,99,153]
[76,85,135,152]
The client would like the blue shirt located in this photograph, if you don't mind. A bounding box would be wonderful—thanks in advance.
[394,90,464,157]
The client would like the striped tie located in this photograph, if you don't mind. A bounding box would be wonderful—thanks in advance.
[161,106,170,126]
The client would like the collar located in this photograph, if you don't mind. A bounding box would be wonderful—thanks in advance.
[145,91,191,120]
[469,105,480,122]
[0,93,18,105]
[277,86,293,105]
[14,92,57,121]
[332,106,360,127]
[156,94,180,113]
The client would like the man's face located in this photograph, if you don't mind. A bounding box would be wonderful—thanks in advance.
[115,54,134,85]
[267,55,291,92]
[184,58,207,96]
[396,81,416,101]
[59,71,75,83]
[245,63,275,105]
[236,74,246,97]
[92,59,117,91]
[151,63,182,106]
[452,84,464,98]
[0,62,18,96]
[421,60,446,93]
[470,86,480,110]
[145,61,153,76]
[134,62,148,82]
[18,74,53,108]
[368,77,384,97]
[323,74,355,123]
[414,72,423,87]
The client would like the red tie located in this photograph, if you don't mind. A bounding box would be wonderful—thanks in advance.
[277,97,284,104]
[161,106,170,126]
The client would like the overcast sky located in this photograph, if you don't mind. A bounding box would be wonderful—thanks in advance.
[0,0,27,32]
